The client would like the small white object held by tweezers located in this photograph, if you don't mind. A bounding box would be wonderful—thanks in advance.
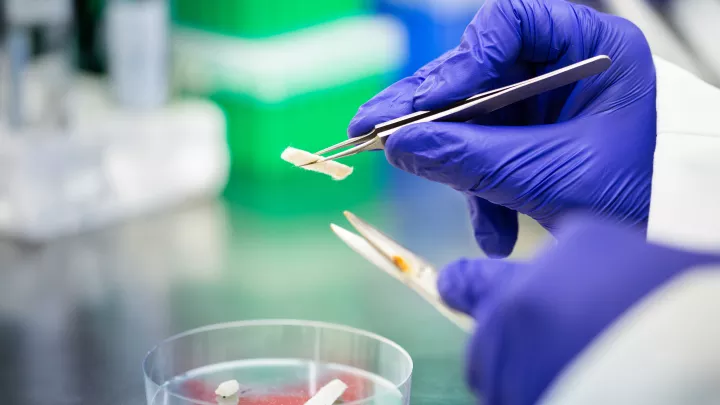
[281,147,354,180]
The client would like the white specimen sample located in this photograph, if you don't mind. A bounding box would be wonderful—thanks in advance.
[215,379,241,405]
[281,147,353,181]
[304,379,348,405]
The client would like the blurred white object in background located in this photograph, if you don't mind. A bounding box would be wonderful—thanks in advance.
[0,75,229,242]
[106,0,169,110]
[602,0,705,79]
[664,0,720,86]
[172,15,407,103]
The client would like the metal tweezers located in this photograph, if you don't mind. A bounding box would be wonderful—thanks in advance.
[331,211,474,332]
[306,55,611,165]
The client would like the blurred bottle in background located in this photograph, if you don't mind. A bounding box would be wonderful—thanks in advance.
[74,0,107,74]
[105,0,168,110]
[1,0,74,130]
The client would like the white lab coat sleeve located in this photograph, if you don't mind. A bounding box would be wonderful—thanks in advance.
[536,60,720,405]
[539,265,720,405]
[648,56,720,252]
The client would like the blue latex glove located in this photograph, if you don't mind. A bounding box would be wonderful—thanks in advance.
[437,216,720,405]
[348,0,657,258]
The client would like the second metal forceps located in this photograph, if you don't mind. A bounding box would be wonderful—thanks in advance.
[308,55,611,165]
[331,211,474,332]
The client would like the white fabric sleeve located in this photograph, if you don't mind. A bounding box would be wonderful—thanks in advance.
[602,0,702,77]
[648,57,720,253]
[540,265,720,405]
[537,60,720,405]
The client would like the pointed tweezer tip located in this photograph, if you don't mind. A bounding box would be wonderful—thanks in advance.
[343,211,362,222]
[330,223,347,235]
[331,224,357,242]
[343,211,366,229]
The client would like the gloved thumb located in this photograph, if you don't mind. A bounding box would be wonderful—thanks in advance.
[467,195,518,258]
[438,258,520,315]
[384,121,531,192]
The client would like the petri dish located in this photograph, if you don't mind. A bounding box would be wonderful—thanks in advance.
[143,320,413,405]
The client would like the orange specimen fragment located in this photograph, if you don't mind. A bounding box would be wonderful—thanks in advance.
[392,256,410,273]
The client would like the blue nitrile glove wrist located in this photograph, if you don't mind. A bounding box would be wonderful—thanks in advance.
[437,216,720,405]
[348,0,657,258]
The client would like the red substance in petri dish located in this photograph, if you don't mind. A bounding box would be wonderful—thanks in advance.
[179,371,369,404]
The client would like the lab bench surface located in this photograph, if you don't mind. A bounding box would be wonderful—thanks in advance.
[0,199,548,405]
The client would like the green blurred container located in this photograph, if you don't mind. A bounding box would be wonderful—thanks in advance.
[172,17,407,214]
[171,0,369,38]
[211,78,390,214]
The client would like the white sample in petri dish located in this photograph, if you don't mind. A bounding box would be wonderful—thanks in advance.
[143,320,413,405]
[215,379,241,405]
[303,379,347,405]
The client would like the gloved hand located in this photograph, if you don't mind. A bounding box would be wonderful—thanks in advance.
[437,216,720,405]
[348,0,657,258]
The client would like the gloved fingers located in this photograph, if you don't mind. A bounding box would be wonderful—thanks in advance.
[384,121,537,193]
[413,0,598,110]
[385,120,585,233]
[467,196,519,259]
[347,47,466,138]
[437,257,521,315]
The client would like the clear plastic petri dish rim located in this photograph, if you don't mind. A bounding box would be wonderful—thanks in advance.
[143,319,413,405]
